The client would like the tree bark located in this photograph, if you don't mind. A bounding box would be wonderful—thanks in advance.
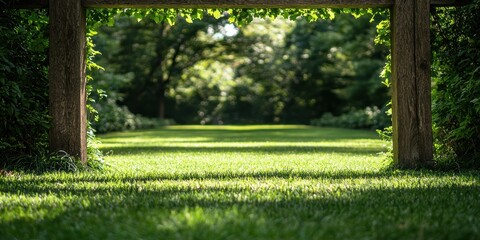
[48,0,87,162]
[157,79,166,120]
[391,0,433,168]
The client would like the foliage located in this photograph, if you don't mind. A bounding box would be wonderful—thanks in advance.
[272,14,389,122]
[431,1,480,168]
[0,9,104,171]
[90,14,234,120]
[90,97,174,133]
[0,9,49,169]
[92,13,389,124]
[84,54,169,133]
[370,11,393,163]
[311,106,391,130]
[1,126,479,239]
[88,8,343,27]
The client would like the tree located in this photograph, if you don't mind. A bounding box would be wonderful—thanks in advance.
[229,14,388,124]
[94,15,232,119]
[93,13,388,125]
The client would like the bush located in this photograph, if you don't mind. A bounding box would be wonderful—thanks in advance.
[0,10,50,167]
[91,99,174,134]
[310,106,391,130]
[0,10,104,172]
[432,1,480,168]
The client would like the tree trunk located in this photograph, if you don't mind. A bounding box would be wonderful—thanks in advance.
[48,0,87,163]
[157,79,166,120]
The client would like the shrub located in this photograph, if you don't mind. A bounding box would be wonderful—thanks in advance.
[90,99,174,134]
[0,10,50,168]
[431,1,480,168]
[1,10,104,172]
[310,106,391,130]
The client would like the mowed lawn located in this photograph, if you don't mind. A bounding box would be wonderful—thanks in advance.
[1,125,479,239]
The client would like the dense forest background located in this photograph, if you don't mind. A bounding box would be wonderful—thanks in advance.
[1,3,479,170]
[89,13,389,131]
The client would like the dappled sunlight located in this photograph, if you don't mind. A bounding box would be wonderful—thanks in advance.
[1,126,479,239]
[166,125,313,130]
[97,126,385,174]
[3,0,479,237]
[99,125,383,156]
[1,168,479,239]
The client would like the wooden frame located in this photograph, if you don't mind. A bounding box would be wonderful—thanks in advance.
[1,0,464,167]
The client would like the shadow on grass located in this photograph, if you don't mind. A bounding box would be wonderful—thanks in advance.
[100,127,380,143]
[98,126,384,159]
[100,145,383,156]
[1,173,479,240]
[0,171,381,190]
[1,169,478,193]
[3,127,478,239]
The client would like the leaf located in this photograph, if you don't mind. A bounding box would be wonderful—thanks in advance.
[213,10,222,19]
[185,15,193,24]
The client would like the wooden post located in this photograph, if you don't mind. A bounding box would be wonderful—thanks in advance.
[391,0,433,168]
[48,0,88,163]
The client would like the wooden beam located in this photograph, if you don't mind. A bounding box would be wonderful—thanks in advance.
[83,0,392,8]
[48,0,88,163]
[0,0,47,8]
[83,0,468,8]
[1,0,468,9]
[391,0,433,168]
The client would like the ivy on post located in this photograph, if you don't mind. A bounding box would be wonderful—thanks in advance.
[391,0,433,168]
[48,0,88,163]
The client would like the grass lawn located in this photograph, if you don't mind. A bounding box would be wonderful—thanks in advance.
[1,125,479,239]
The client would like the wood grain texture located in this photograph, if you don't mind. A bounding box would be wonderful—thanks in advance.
[0,0,47,8]
[391,0,418,168]
[391,0,432,168]
[0,0,466,8]
[415,0,433,165]
[48,0,88,163]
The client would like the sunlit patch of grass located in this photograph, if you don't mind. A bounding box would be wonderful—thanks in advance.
[1,125,479,240]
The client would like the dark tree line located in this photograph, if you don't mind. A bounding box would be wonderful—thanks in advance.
[91,13,389,125]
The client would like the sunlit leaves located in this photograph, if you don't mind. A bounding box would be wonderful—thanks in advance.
[86,8,377,28]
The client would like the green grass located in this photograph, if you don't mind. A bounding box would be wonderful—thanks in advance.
[1,125,479,239]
